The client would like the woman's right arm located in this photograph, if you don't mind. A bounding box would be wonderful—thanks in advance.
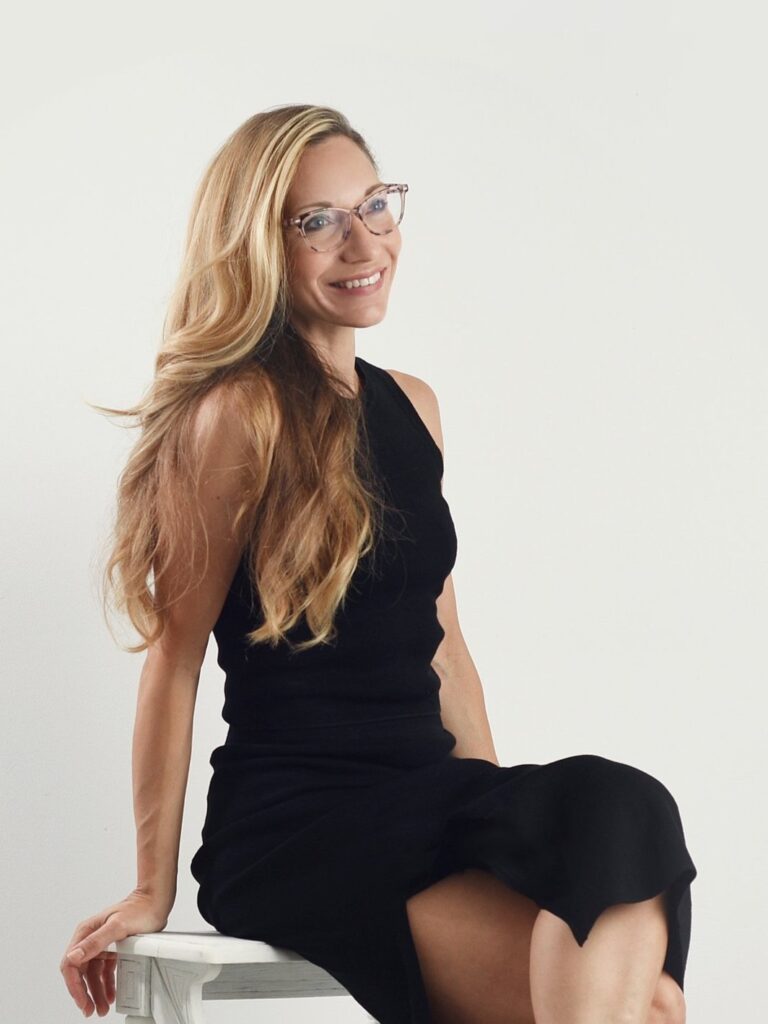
[61,384,254,1018]
[130,647,203,919]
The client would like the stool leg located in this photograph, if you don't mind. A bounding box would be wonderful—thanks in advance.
[117,953,223,1023]
[116,955,155,1021]
[150,958,222,1023]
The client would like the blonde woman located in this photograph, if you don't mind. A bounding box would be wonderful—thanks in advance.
[60,105,696,1023]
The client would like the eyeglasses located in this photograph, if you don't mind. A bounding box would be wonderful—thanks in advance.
[282,183,409,253]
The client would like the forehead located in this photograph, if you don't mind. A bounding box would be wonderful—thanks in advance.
[287,135,379,210]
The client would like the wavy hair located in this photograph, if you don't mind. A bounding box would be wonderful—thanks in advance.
[89,104,398,656]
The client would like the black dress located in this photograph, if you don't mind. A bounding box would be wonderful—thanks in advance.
[190,356,697,1023]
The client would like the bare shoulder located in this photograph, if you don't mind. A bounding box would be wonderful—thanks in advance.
[384,368,445,458]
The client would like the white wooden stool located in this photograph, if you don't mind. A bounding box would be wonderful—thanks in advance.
[114,930,379,1022]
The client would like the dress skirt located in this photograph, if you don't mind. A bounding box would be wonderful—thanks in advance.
[191,723,697,1024]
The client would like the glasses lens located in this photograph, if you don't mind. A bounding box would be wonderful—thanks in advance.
[302,208,347,252]
[362,186,404,235]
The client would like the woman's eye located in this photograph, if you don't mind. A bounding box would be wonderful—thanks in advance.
[305,213,330,233]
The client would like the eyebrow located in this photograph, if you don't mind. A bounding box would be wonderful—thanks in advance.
[293,181,386,215]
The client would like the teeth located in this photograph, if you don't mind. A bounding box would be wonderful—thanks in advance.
[332,270,381,289]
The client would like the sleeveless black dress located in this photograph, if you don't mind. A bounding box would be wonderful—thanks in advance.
[190,356,697,1023]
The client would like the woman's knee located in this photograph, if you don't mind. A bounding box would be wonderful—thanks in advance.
[566,753,681,821]
[650,970,687,1024]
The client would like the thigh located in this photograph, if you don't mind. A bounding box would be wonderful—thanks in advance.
[405,867,539,1024]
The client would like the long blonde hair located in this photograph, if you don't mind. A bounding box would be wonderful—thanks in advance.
[90,104,397,656]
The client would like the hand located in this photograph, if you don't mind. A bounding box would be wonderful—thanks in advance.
[60,888,171,1018]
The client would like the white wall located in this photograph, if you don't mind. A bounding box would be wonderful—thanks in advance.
[2,1,764,1020]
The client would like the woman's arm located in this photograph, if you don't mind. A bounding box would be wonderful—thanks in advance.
[432,574,500,765]
[60,384,254,1020]
[131,652,200,913]
[132,384,253,911]
[386,369,501,766]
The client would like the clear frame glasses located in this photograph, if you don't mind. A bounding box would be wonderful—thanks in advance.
[282,183,409,253]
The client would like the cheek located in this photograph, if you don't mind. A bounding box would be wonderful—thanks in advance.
[287,253,330,297]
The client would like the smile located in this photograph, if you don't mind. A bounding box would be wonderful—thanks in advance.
[329,268,386,293]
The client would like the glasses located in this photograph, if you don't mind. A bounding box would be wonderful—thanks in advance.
[282,183,409,253]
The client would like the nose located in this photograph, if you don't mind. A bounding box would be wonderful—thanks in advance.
[339,214,380,258]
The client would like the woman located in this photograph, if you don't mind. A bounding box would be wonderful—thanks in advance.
[60,104,696,1023]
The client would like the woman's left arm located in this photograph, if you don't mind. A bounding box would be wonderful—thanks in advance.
[386,367,501,767]
[433,574,501,765]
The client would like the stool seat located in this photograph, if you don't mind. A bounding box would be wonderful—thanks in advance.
[114,929,378,1022]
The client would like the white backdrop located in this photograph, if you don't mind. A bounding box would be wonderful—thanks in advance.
[2,2,765,1020]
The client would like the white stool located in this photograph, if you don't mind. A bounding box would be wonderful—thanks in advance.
[114,930,379,1022]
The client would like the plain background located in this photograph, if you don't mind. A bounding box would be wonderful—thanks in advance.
[2,2,765,1020]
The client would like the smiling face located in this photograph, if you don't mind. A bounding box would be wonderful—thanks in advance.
[282,134,402,348]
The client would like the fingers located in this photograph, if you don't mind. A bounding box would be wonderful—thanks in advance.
[85,956,111,1017]
[61,951,118,1018]
[104,955,117,1003]
[61,958,95,1017]
[61,913,123,1018]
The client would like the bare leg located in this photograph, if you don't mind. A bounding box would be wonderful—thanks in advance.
[529,893,669,1024]
[648,971,686,1023]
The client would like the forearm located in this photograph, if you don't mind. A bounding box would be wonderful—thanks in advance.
[433,648,500,766]
[132,653,199,911]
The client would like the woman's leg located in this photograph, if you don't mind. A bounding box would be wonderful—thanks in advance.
[529,893,672,1024]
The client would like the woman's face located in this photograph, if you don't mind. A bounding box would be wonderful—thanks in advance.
[282,135,402,343]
